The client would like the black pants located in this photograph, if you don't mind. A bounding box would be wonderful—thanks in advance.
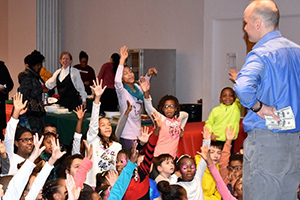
[100,88,118,114]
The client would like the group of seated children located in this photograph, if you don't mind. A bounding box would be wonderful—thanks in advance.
[0,45,247,200]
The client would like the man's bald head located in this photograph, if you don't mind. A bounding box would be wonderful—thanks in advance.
[247,0,279,30]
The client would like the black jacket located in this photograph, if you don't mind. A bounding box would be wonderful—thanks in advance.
[0,61,14,129]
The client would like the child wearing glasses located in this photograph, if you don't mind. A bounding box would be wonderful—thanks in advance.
[4,92,33,175]
[139,77,188,159]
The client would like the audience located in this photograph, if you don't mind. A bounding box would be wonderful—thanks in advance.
[1,45,257,200]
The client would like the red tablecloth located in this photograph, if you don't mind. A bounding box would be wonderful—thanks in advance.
[177,120,247,157]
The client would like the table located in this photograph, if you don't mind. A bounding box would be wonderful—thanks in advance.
[45,112,91,146]
[45,112,153,146]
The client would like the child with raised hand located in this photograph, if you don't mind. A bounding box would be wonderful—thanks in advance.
[25,136,66,200]
[175,127,210,200]
[176,152,206,200]
[85,78,122,188]
[139,76,188,158]
[4,92,32,175]
[2,133,65,200]
[205,87,240,142]
[39,131,60,180]
[72,104,87,155]
[108,141,139,200]
[122,111,161,200]
[199,145,242,200]
[219,126,243,195]
[115,45,157,149]
[194,126,222,200]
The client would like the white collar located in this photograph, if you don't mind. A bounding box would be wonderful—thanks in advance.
[61,66,70,71]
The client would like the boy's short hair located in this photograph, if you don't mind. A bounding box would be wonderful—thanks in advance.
[210,141,224,150]
[220,87,236,98]
[42,131,58,141]
[44,123,58,133]
[229,153,243,164]
[15,125,33,141]
[153,154,174,172]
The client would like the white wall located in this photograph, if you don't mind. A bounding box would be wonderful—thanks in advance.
[60,0,204,105]
[0,1,8,63]
[0,0,36,97]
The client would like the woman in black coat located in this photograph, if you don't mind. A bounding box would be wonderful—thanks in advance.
[18,52,45,134]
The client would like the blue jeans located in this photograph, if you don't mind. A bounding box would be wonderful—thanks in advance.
[243,129,300,200]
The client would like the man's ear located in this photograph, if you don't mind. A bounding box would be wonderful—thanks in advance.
[255,19,261,30]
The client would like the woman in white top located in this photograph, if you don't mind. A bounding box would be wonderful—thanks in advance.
[45,52,87,111]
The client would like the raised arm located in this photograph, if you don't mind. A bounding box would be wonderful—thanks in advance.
[26,137,66,200]
[219,126,236,181]
[4,93,27,159]
[73,140,93,188]
[114,46,128,90]
[139,76,157,118]
[108,141,139,200]
[139,112,161,175]
[4,134,45,200]
[87,78,106,144]
[72,105,87,155]
[208,164,237,200]
[179,111,189,137]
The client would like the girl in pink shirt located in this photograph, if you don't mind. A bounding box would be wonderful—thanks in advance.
[139,77,188,158]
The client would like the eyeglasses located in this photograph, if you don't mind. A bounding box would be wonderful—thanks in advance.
[163,104,175,109]
[227,165,243,171]
[17,138,33,143]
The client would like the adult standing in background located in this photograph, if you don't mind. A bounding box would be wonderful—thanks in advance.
[97,53,120,114]
[234,1,300,200]
[46,51,87,111]
[19,53,45,134]
[0,61,14,140]
[73,51,96,95]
